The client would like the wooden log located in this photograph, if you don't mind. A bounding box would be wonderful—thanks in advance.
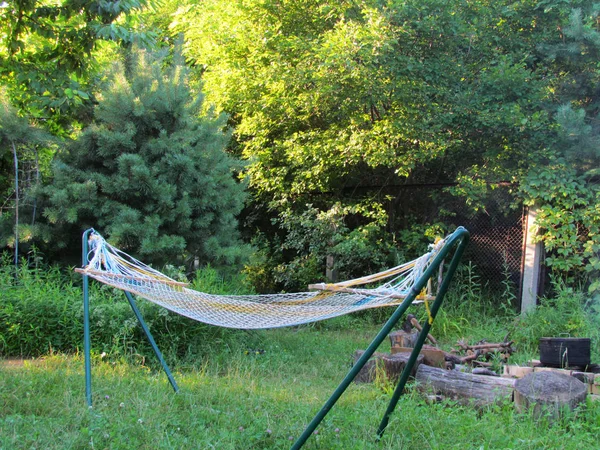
[592,374,600,395]
[533,366,573,376]
[352,350,424,384]
[391,345,446,368]
[389,330,419,348]
[408,316,437,345]
[514,371,588,420]
[415,364,515,406]
[503,365,534,379]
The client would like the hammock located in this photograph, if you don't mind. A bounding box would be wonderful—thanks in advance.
[76,231,447,329]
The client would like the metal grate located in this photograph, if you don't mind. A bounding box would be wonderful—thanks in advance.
[460,206,525,293]
[386,184,525,296]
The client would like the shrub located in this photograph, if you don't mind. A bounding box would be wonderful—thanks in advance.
[511,281,600,361]
[0,256,252,360]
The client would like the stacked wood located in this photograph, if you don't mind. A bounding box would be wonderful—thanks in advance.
[514,371,588,420]
[391,345,447,368]
[449,339,515,368]
[415,364,515,406]
[388,315,437,349]
[352,350,424,384]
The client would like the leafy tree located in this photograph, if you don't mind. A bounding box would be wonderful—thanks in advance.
[520,2,600,296]
[174,0,556,281]
[42,47,247,267]
[0,0,152,135]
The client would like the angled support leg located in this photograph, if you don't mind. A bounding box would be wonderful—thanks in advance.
[291,227,469,450]
[81,228,178,408]
[123,291,179,393]
[376,231,469,438]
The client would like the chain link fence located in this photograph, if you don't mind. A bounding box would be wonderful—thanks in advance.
[387,184,525,297]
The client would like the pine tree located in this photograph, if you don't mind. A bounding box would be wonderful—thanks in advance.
[43,47,247,267]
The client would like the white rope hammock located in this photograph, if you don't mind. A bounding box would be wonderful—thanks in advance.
[76,232,447,329]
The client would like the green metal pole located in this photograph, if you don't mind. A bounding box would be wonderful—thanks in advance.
[82,228,94,407]
[290,227,469,450]
[376,229,469,439]
[123,291,179,393]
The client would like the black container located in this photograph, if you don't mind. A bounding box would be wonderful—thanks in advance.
[539,337,591,368]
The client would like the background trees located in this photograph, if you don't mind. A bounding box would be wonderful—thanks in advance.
[0,0,151,134]
[0,93,54,263]
[173,0,558,287]
[0,0,598,293]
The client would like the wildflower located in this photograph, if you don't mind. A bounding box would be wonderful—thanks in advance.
[288,436,294,441]
[266,429,272,435]
[335,428,340,434]
[238,426,244,432]
[137,418,144,424]
[313,430,318,435]
[104,395,110,400]
[119,402,125,408]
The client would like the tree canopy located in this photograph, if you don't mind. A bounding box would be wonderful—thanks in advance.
[1,0,599,293]
[0,0,151,134]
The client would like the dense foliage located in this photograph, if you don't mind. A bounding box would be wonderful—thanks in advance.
[173,0,599,288]
[0,256,251,358]
[0,0,150,134]
[42,47,247,266]
[0,93,54,256]
[0,0,598,292]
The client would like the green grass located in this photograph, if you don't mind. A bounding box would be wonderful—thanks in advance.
[2,324,600,449]
[2,260,600,448]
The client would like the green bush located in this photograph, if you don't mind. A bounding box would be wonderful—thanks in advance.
[511,281,600,361]
[0,257,253,360]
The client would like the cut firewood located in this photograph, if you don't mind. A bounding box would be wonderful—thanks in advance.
[514,371,587,420]
[503,365,534,379]
[352,350,424,384]
[388,330,419,349]
[472,368,499,377]
[391,345,446,368]
[415,364,515,406]
[408,315,437,345]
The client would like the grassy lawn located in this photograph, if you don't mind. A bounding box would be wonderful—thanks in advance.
[2,322,600,450]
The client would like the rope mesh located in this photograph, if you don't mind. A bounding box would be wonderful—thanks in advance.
[77,231,447,329]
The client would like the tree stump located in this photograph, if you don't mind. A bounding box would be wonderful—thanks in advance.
[415,364,515,406]
[352,350,424,384]
[514,371,587,420]
[389,330,419,348]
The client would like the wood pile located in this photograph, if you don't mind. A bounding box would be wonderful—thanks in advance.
[351,315,599,412]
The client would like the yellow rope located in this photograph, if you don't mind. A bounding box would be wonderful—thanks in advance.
[424,297,433,325]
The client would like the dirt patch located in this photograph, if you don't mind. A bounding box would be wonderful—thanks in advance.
[0,358,46,369]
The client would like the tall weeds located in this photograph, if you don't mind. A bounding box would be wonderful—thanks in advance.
[0,255,250,360]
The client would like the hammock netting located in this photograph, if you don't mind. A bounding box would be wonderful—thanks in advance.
[77,232,447,329]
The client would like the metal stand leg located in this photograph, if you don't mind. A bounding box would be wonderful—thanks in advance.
[123,291,179,393]
[376,235,469,438]
[291,227,469,450]
[82,229,93,407]
[290,293,418,450]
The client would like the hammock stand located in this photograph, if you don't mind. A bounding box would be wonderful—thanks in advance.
[79,226,469,449]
